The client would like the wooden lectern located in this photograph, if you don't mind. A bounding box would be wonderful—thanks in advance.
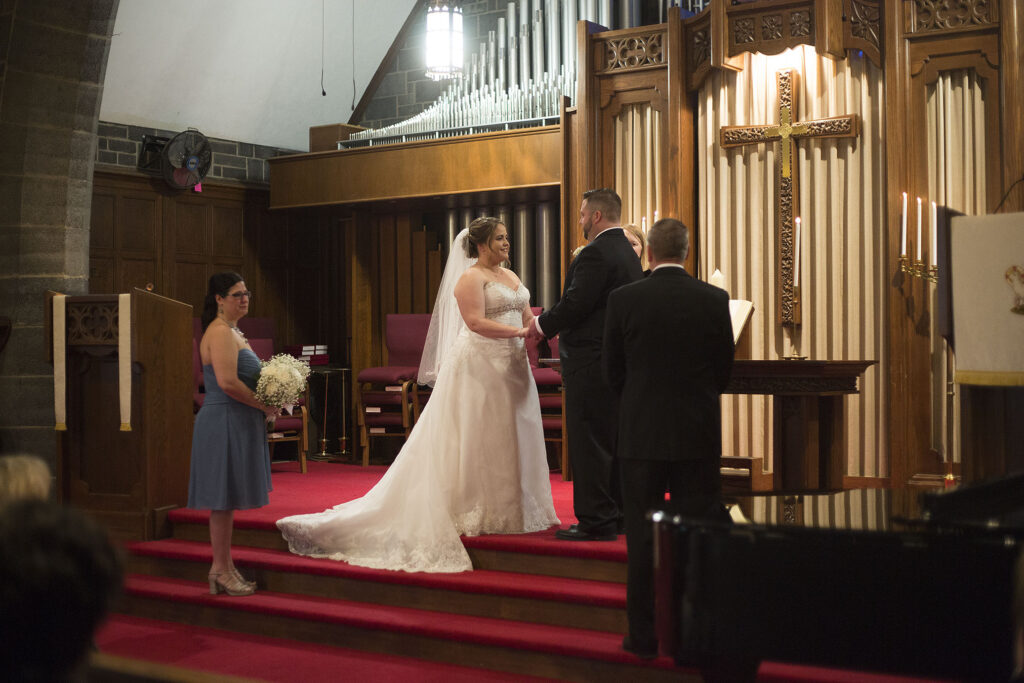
[46,289,193,540]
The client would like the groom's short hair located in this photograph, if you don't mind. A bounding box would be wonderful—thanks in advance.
[583,188,621,223]
[648,218,690,261]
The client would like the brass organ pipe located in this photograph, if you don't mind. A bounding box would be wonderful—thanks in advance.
[535,202,558,311]
[513,204,535,295]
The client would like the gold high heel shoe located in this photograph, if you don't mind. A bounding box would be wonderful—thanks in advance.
[230,567,256,590]
[208,570,255,596]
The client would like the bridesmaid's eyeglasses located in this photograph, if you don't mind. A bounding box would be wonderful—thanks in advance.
[228,290,253,299]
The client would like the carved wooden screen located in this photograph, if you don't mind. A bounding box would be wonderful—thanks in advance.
[581,21,693,269]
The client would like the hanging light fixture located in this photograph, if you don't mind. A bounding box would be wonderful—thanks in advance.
[424,1,463,81]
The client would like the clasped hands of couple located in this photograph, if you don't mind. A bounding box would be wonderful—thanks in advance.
[518,324,545,341]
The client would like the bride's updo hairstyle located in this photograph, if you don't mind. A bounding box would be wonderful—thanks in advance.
[463,216,503,258]
[201,271,244,332]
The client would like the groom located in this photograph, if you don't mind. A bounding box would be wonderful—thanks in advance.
[530,188,643,541]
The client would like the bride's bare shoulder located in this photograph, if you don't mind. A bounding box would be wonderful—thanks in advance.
[457,266,487,285]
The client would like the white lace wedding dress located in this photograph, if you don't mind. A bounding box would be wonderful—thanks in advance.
[277,282,559,573]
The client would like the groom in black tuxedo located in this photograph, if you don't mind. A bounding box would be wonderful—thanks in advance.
[603,218,734,657]
[532,188,643,541]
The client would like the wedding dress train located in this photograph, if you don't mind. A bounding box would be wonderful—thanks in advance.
[277,282,559,572]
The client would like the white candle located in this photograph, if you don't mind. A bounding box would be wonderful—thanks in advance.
[921,197,929,264]
[900,192,908,257]
[641,216,647,233]
[931,201,938,267]
[793,217,801,289]
[654,210,659,223]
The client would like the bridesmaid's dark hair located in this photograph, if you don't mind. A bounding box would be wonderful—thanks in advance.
[464,216,503,258]
[201,272,244,332]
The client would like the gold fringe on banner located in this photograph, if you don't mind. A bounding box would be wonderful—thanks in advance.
[53,294,67,431]
[118,293,132,432]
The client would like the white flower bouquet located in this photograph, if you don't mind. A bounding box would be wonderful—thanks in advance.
[256,353,311,417]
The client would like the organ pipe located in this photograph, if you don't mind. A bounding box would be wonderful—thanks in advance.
[513,204,536,296]
[348,0,578,147]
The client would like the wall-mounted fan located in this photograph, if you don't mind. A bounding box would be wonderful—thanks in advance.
[138,128,212,190]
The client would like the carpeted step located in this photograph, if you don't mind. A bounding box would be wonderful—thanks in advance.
[119,574,693,683]
[96,613,560,682]
[165,463,628,582]
[125,539,626,632]
[168,515,628,583]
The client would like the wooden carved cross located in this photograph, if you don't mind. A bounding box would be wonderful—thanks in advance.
[720,69,858,326]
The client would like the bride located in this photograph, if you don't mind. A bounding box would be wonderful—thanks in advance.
[277,217,560,572]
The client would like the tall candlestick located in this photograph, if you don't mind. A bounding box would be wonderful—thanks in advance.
[930,201,938,267]
[921,197,929,264]
[793,217,801,289]
[900,192,908,257]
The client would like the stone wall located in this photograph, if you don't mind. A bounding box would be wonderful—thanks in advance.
[357,0,511,130]
[95,121,297,185]
[0,0,120,462]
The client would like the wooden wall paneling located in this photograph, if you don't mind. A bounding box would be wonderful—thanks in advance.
[377,214,397,335]
[725,0,817,58]
[118,259,157,295]
[884,0,912,487]
[842,0,883,68]
[119,196,158,253]
[709,0,745,71]
[286,210,325,347]
[427,249,441,313]
[411,229,428,313]
[815,0,846,60]
[368,214,383,367]
[91,192,114,249]
[560,98,578,278]
[883,0,1022,486]
[575,19,597,222]
[89,257,114,294]
[249,204,289,342]
[210,204,245,262]
[666,8,695,274]
[165,200,206,311]
[116,193,160,293]
[327,213,350,365]
[685,9,713,91]
[89,190,115,293]
[241,194,266,324]
[346,209,377,377]
[1001,0,1024,213]
[395,213,413,314]
[269,127,561,209]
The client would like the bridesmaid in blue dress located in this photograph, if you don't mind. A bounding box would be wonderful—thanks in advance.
[188,272,276,596]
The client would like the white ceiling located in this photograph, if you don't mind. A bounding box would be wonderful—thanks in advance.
[100,0,418,151]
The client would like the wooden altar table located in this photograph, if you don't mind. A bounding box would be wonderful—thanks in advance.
[726,360,876,491]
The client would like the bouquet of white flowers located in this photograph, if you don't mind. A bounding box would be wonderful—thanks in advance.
[255,353,311,417]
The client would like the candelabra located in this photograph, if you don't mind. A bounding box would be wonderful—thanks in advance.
[899,256,938,283]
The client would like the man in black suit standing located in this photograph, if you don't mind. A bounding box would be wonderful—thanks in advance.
[531,188,643,541]
[603,218,734,657]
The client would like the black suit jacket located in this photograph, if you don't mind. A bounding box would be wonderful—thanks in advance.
[538,229,643,376]
[603,267,734,461]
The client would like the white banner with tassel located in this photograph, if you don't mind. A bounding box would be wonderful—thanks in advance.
[52,294,67,431]
[118,293,132,431]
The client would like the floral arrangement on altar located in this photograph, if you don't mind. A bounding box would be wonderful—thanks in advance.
[256,353,311,417]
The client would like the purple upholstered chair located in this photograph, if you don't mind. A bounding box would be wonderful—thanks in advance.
[356,313,433,466]
[527,325,567,479]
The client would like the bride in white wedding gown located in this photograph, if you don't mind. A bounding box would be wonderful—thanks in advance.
[277,218,559,572]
